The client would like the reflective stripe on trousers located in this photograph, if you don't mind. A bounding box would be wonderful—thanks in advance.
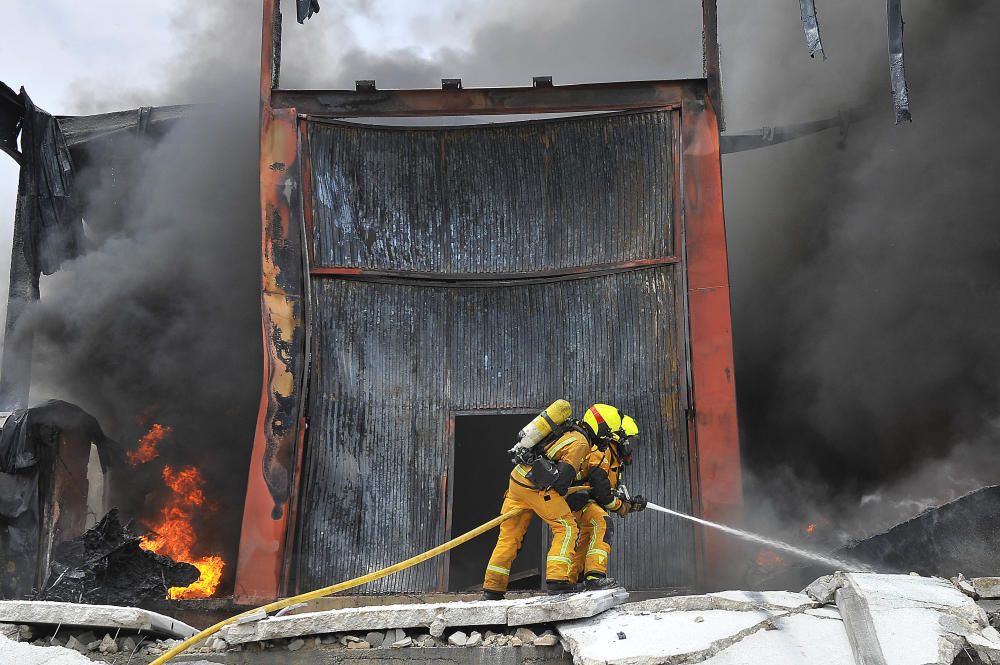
[569,502,612,581]
[483,478,579,593]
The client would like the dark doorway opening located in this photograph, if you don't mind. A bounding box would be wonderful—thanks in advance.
[448,413,543,592]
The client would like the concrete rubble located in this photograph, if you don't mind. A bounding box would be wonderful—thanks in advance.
[0,633,94,665]
[5,573,1000,663]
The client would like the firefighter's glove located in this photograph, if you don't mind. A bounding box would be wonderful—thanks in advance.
[614,496,647,517]
[565,489,591,512]
[552,461,577,496]
[587,467,615,507]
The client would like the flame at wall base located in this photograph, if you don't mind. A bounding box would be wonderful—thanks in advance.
[137,458,226,599]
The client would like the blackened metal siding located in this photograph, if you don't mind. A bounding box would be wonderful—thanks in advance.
[297,109,693,592]
[306,111,674,274]
[299,270,692,591]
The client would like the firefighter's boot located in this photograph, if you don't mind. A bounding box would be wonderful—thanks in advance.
[583,572,620,591]
[546,579,577,595]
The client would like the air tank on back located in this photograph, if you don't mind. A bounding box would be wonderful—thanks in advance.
[510,399,572,453]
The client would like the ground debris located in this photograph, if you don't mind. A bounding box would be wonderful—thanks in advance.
[35,508,198,605]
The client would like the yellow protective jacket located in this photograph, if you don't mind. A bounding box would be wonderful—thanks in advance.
[511,428,591,490]
[579,445,624,512]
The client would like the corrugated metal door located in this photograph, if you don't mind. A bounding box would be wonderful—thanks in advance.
[297,110,693,591]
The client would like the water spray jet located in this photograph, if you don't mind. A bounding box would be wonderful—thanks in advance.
[644,501,871,572]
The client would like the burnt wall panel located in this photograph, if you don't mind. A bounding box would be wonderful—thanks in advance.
[298,268,692,592]
[307,111,674,274]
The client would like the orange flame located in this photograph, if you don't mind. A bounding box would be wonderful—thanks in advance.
[805,523,817,535]
[127,423,173,467]
[139,464,225,599]
[755,549,785,568]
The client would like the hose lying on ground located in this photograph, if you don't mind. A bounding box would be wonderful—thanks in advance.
[148,507,527,665]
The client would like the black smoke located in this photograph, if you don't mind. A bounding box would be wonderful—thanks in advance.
[727,0,1000,541]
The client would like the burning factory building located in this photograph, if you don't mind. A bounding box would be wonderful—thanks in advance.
[1,1,1000,664]
[0,0,743,604]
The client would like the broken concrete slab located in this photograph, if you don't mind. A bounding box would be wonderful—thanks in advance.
[709,590,816,611]
[507,589,628,626]
[701,612,854,665]
[973,578,1000,599]
[629,590,816,614]
[220,589,625,645]
[0,600,197,639]
[819,572,1000,665]
[557,606,783,665]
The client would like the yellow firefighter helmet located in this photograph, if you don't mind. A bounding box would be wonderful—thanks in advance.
[582,403,623,441]
[620,415,639,438]
[617,414,639,465]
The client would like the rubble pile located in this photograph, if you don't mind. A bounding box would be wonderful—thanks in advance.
[37,509,199,605]
[150,625,563,654]
[4,573,1000,664]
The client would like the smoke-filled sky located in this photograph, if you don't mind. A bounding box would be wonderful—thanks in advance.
[2,0,999,559]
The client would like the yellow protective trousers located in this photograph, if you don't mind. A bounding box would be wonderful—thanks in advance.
[569,502,612,582]
[483,479,579,593]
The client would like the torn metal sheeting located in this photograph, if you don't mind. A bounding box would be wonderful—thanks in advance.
[0,82,23,163]
[798,0,826,59]
[887,0,911,123]
[296,0,319,23]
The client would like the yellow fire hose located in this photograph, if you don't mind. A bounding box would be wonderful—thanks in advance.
[150,507,527,664]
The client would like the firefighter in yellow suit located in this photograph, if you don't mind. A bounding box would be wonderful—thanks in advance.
[567,410,647,590]
[481,404,621,600]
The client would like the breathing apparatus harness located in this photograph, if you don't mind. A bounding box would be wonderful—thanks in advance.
[510,418,592,493]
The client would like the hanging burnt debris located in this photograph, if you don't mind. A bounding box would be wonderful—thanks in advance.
[36,508,199,605]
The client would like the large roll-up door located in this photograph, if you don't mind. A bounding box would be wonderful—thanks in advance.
[296,110,694,591]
